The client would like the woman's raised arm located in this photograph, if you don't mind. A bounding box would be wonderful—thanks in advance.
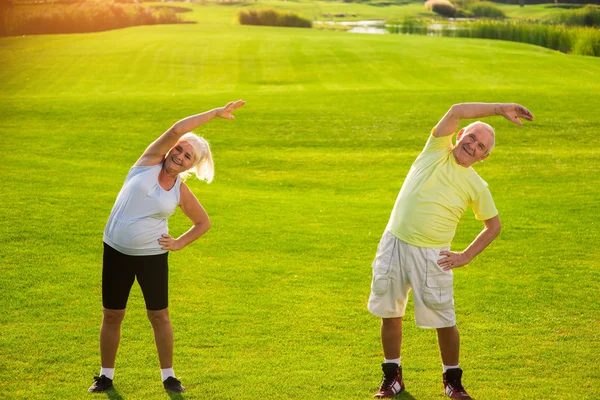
[135,100,245,166]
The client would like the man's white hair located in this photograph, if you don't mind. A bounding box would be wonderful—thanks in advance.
[178,132,214,183]
[464,121,495,154]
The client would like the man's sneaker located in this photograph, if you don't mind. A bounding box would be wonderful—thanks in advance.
[163,376,186,393]
[88,375,113,393]
[443,368,472,399]
[374,363,405,398]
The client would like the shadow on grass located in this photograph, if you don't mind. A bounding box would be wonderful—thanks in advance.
[398,390,418,400]
[105,387,125,400]
[100,387,186,399]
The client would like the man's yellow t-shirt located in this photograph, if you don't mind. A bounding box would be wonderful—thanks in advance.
[386,131,498,248]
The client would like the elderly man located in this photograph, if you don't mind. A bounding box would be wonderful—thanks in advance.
[369,103,533,399]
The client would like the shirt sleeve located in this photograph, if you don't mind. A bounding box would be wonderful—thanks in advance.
[417,128,453,159]
[472,187,498,221]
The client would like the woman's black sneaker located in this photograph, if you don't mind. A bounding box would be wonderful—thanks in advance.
[88,375,113,393]
[163,376,186,393]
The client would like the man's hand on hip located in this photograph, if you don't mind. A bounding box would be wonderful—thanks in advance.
[438,251,471,271]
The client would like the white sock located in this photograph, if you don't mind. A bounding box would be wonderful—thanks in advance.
[443,364,459,372]
[100,367,114,380]
[161,368,175,382]
[385,357,401,366]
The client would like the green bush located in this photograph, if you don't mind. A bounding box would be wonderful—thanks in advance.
[387,16,428,34]
[490,0,600,4]
[238,8,311,28]
[467,2,506,18]
[256,9,278,26]
[2,2,182,36]
[452,0,477,8]
[454,8,474,18]
[425,0,456,18]
[448,20,599,56]
[551,5,600,28]
[572,27,600,56]
[276,12,312,28]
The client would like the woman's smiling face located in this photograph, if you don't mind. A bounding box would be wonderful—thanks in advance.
[165,141,195,174]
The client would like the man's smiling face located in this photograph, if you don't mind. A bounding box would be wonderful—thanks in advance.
[452,122,495,168]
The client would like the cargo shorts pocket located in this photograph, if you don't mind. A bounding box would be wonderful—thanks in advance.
[370,234,397,297]
[422,248,454,310]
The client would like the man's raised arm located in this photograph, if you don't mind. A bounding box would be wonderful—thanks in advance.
[433,103,534,138]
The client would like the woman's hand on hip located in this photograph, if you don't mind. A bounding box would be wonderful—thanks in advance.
[158,234,183,251]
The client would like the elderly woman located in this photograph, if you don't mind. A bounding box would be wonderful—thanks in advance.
[89,100,245,394]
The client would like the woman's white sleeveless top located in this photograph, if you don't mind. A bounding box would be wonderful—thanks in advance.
[104,163,181,256]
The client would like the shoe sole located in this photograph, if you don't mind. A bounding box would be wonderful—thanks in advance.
[164,387,186,393]
[374,387,405,398]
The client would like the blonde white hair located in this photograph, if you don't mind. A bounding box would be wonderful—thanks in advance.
[177,132,214,183]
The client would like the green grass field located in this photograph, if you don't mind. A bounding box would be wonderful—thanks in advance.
[1,2,599,399]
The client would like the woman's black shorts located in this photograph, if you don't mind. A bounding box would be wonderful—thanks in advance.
[102,242,169,311]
